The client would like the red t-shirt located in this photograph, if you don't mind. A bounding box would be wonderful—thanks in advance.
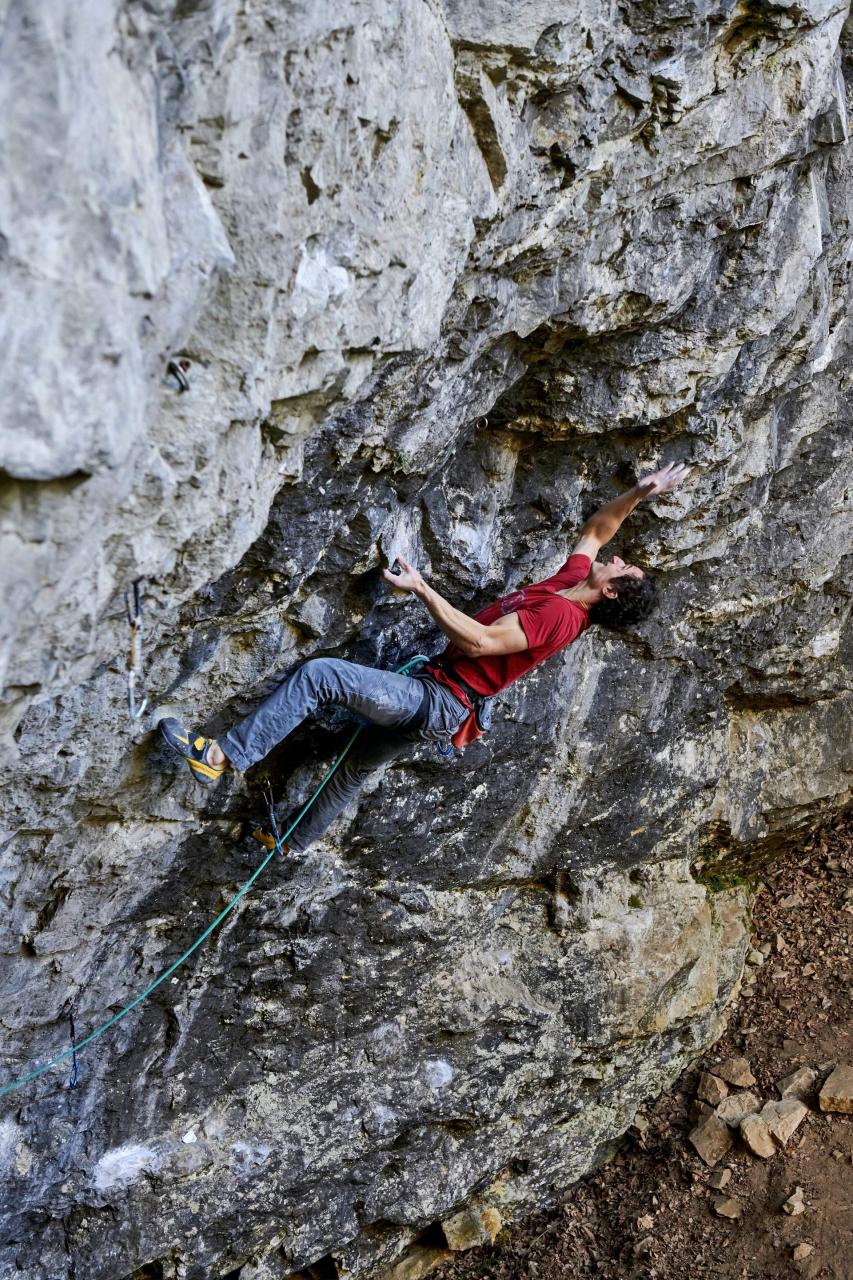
[428,553,592,704]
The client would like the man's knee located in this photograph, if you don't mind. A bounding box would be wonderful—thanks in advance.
[336,757,367,789]
[298,656,343,696]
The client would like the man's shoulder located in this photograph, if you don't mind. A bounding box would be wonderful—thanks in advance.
[539,552,592,591]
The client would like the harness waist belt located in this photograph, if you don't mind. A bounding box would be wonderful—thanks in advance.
[425,658,486,707]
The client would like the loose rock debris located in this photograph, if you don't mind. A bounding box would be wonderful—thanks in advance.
[714,1057,758,1089]
[712,1196,743,1220]
[818,1065,853,1115]
[739,1112,777,1160]
[697,1071,729,1107]
[782,1187,806,1217]
[716,1091,761,1126]
[779,1068,819,1100]
[441,818,853,1280]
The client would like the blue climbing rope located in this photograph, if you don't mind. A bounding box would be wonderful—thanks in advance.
[0,655,428,1100]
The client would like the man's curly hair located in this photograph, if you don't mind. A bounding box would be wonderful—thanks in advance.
[588,574,659,629]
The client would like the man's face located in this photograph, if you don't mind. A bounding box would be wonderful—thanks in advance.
[589,555,644,598]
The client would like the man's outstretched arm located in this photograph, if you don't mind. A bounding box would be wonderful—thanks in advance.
[572,461,691,558]
[381,558,528,658]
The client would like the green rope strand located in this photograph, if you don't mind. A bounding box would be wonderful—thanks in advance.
[0,656,427,1099]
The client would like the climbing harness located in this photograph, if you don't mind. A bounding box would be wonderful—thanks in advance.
[426,655,494,752]
[125,580,148,722]
[0,655,428,1100]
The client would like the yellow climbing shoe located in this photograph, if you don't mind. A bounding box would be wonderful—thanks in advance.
[251,825,288,854]
[158,717,226,786]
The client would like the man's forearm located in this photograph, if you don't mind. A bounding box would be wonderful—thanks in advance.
[413,581,487,656]
[580,482,649,546]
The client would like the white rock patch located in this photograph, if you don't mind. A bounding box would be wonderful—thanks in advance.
[92,1143,157,1192]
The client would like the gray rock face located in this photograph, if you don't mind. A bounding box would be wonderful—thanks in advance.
[1,2,851,1278]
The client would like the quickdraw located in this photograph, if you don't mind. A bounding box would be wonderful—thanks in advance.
[262,781,287,857]
[66,1002,79,1088]
[124,580,148,721]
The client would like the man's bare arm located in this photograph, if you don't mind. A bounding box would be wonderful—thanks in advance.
[572,461,691,558]
[382,558,528,657]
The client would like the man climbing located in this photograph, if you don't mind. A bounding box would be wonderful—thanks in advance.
[159,461,690,851]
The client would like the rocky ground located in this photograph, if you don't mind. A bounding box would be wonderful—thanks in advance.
[440,817,853,1280]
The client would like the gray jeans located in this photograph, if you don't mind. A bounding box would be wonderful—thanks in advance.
[221,657,468,852]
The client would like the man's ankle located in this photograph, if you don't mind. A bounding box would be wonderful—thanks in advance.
[209,741,228,769]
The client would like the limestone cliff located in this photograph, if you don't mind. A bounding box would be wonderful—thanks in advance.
[1,2,851,1278]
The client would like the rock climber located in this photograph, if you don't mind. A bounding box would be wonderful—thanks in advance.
[159,461,690,851]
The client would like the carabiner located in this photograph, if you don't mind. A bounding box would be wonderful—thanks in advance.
[166,357,191,392]
[262,781,287,857]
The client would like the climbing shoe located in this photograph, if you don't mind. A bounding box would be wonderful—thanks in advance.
[251,824,288,854]
[158,717,226,786]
